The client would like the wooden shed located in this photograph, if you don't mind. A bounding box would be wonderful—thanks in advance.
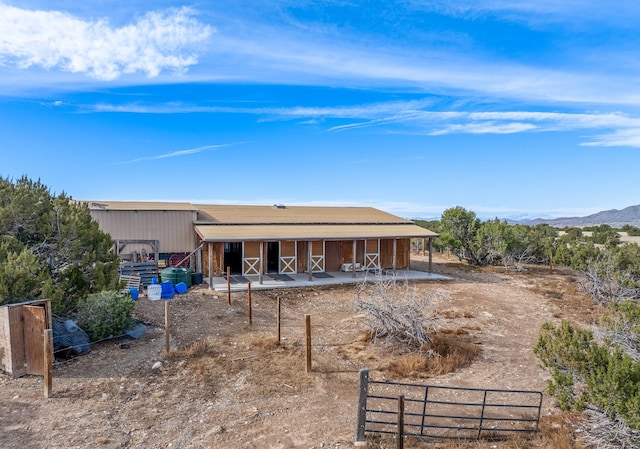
[0,299,52,378]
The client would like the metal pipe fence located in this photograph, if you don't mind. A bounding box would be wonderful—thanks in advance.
[356,369,543,444]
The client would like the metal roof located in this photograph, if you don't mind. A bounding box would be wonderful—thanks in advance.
[84,201,198,211]
[194,204,412,224]
[195,223,438,241]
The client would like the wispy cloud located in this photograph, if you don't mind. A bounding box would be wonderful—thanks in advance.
[3,1,640,110]
[0,4,213,80]
[117,143,241,165]
[407,0,640,28]
[581,129,640,148]
[89,99,640,148]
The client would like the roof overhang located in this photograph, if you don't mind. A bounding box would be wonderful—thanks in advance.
[195,224,438,242]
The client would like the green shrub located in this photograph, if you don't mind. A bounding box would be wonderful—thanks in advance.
[75,290,135,341]
[534,319,640,428]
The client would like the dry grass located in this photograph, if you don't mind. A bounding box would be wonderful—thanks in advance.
[537,413,585,449]
[440,309,475,319]
[387,330,481,378]
[364,412,583,449]
[173,340,219,359]
[165,334,314,398]
[526,272,601,324]
[248,336,281,351]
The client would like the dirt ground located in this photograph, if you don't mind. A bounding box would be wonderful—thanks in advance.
[0,254,598,449]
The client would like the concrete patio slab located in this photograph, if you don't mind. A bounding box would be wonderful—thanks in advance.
[208,269,452,292]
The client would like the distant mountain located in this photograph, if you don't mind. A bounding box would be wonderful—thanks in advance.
[523,205,640,228]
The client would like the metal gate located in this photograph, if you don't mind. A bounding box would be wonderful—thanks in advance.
[355,369,542,443]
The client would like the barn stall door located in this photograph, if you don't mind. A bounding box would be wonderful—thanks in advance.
[365,239,380,270]
[279,241,297,274]
[311,241,325,272]
[23,305,46,376]
[243,242,261,276]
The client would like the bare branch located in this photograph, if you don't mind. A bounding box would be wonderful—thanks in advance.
[577,408,640,449]
[355,272,441,350]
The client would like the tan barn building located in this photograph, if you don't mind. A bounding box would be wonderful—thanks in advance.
[87,201,438,287]
[87,201,199,265]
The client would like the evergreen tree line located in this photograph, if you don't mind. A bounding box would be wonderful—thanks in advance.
[417,206,640,300]
[0,176,120,314]
[417,206,640,446]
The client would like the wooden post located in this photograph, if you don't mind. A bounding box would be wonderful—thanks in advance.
[422,238,426,257]
[307,240,312,281]
[164,300,170,354]
[305,314,312,373]
[259,242,264,285]
[43,329,53,399]
[428,238,433,273]
[208,242,213,290]
[196,244,202,275]
[248,281,253,325]
[549,250,554,273]
[352,239,357,278]
[392,239,397,272]
[397,395,405,449]
[227,266,231,305]
[276,297,281,345]
[355,369,369,444]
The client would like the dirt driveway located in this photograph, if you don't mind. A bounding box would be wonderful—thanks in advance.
[0,254,596,448]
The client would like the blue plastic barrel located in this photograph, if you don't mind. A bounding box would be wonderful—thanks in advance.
[175,282,188,294]
[160,281,174,299]
[129,287,139,300]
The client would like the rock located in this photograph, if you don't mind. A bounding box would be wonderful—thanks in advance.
[152,361,162,370]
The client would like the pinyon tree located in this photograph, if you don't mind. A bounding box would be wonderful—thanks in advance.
[0,176,119,313]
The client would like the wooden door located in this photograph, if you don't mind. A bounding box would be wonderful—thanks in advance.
[365,239,380,270]
[23,305,45,376]
[279,241,297,274]
[311,241,325,272]
[243,241,261,275]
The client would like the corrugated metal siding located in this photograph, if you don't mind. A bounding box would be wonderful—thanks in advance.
[90,210,197,253]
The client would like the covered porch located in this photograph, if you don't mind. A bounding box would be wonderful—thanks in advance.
[195,223,439,289]
[208,268,451,293]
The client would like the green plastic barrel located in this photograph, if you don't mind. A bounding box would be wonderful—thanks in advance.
[160,267,192,288]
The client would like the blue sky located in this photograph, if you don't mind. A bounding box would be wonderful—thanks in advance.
[2,1,640,220]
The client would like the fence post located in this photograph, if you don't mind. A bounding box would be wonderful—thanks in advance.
[248,281,252,325]
[227,266,231,305]
[355,368,369,444]
[420,385,429,436]
[164,300,171,354]
[305,314,312,373]
[276,297,281,345]
[478,390,488,439]
[43,329,53,399]
[397,395,405,449]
